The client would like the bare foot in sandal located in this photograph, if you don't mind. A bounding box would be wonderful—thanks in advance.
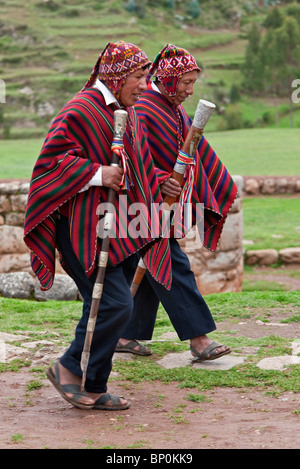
[47,361,94,409]
[116,338,152,356]
[88,392,130,410]
[190,335,231,361]
[47,361,129,410]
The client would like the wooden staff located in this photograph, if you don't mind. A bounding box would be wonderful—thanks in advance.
[130,99,216,297]
[80,109,128,392]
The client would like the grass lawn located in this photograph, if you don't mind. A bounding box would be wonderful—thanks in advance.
[1,127,299,179]
[243,196,300,251]
[207,128,300,176]
[0,138,44,180]
[1,291,298,339]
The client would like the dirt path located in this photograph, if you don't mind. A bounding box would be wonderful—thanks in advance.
[0,370,299,450]
[1,313,299,450]
[0,368,299,450]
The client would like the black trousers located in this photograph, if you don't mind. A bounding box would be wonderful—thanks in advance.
[122,239,216,341]
[56,215,133,393]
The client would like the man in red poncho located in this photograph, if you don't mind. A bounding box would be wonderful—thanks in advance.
[117,44,237,361]
[24,41,171,410]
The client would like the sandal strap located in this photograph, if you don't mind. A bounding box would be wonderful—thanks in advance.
[94,393,122,406]
[117,339,138,350]
[191,341,222,359]
[116,340,151,355]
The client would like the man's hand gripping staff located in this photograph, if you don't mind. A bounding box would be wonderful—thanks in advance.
[80,109,128,392]
[130,99,216,298]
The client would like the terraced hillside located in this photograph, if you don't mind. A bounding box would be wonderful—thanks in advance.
[0,0,299,138]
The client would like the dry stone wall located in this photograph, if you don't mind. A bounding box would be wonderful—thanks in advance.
[0,181,65,276]
[0,179,245,299]
[245,247,300,266]
[1,176,299,300]
[244,176,300,196]
[179,175,244,295]
[0,181,31,274]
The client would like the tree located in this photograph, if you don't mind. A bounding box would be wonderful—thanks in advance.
[262,17,300,96]
[229,84,240,103]
[185,0,202,19]
[241,23,264,93]
[263,7,283,29]
[242,15,300,97]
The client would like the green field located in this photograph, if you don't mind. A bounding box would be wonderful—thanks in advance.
[208,128,300,176]
[243,197,300,251]
[1,0,300,140]
[1,127,299,179]
[0,138,44,180]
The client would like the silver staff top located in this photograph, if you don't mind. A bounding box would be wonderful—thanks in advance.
[193,99,216,129]
[113,109,128,138]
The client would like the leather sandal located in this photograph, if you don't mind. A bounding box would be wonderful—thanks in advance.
[190,341,231,362]
[46,361,94,410]
[93,393,130,410]
[115,339,152,356]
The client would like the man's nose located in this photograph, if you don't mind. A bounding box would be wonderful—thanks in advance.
[186,84,194,95]
[139,76,148,90]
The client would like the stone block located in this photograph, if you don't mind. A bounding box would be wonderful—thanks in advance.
[261,178,276,194]
[232,175,244,198]
[276,178,288,193]
[219,211,243,252]
[228,197,242,214]
[295,180,300,192]
[196,270,228,295]
[0,195,11,213]
[244,178,260,195]
[279,247,300,264]
[34,274,78,301]
[0,225,28,254]
[10,194,28,212]
[246,249,279,266]
[0,253,31,273]
[6,212,25,226]
[0,272,35,299]
[205,249,243,271]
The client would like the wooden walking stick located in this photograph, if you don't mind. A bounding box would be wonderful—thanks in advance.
[80,109,128,391]
[130,99,216,297]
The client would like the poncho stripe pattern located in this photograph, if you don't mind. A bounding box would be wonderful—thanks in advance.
[24,88,172,290]
[135,89,237,250]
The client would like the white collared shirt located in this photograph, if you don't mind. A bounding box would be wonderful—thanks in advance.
[151,81,160,93]
[93,79,121,107]
[79,79,120,191]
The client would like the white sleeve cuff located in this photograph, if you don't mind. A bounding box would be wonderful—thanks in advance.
[78,167,102,193]
[88,166,102,186]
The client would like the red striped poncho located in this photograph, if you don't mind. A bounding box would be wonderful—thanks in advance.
[134,89,237,250]
[24,88,172,290]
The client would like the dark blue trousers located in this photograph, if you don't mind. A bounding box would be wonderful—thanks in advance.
[122,239,216,341]
[56,215,133,393]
